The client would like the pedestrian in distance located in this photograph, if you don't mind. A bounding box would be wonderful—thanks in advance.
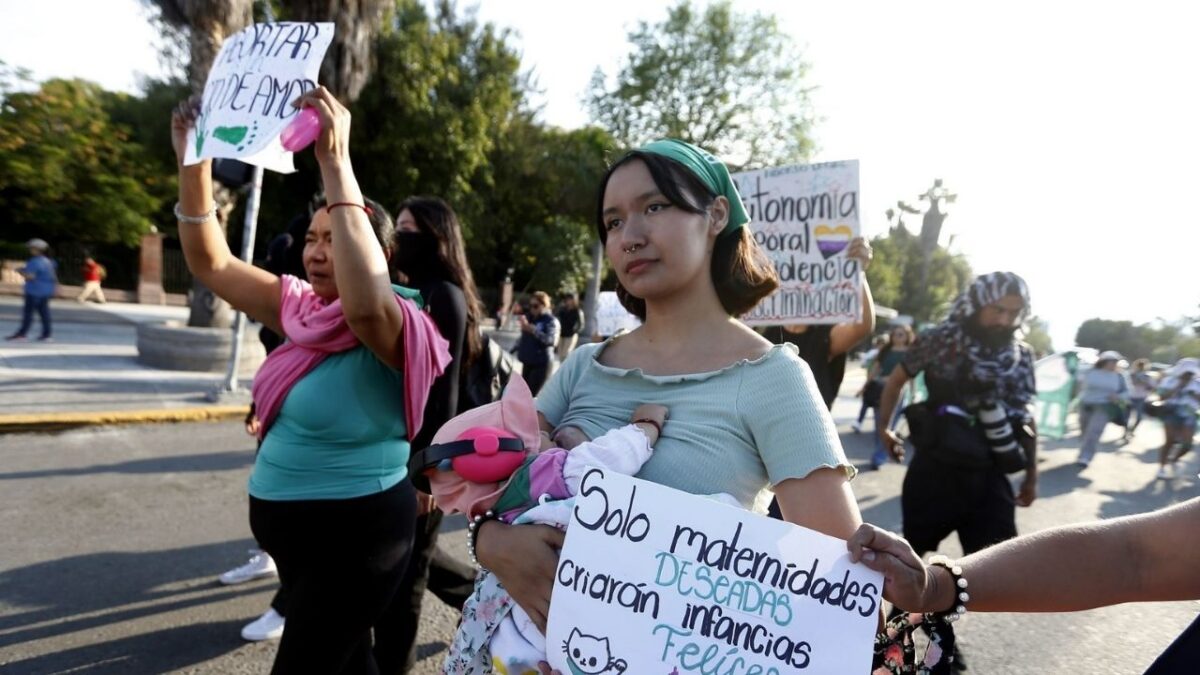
[863,324,915,469]
[1155,359,1200,479]
[76,255,106,304]
[852,334,888,433]
[6,238,57,342]
[554,292,584,362]
[514,291,559,395]
[1125,357,1157,440]
[1074,350,1129,468]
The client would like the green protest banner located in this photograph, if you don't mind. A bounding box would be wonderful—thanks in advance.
[1036,352,1078,439]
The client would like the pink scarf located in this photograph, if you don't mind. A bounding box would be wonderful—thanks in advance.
[251,274,451,441]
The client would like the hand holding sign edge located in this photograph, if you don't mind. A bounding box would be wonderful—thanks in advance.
[847,523,946,613]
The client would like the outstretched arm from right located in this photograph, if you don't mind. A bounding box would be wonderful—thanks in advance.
[849,497,1200,613]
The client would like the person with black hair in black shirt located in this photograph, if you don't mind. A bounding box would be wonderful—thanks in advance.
[374,196,482,674]
[762,236,874,521]
[761,236,876,411]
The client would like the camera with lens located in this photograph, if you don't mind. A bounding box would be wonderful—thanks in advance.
[976,400,1028,473]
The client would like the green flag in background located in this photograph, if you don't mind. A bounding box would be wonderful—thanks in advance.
[1036,351,1079,439]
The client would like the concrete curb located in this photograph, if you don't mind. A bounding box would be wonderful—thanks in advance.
[0,406,250,434]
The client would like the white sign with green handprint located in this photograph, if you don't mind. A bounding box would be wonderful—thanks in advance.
[184,22,335,173]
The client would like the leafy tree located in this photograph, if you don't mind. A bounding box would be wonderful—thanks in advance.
[472,119,614,296]
[0,76,165,247]
[1074,318,1194,362]
[276,0,392,101]
[349,0,523,209]
[1024,316,1054,357]
[587,0,814,169]
[865,224,973,325]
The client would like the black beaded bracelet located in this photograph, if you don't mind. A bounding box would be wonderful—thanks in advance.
[928,554,970,623]
[466,509,498,570]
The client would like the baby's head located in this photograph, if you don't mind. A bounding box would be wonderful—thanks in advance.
[409,375,541,517]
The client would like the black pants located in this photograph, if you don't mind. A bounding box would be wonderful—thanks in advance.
[901,451,1017,556]
[13,294,51,338]
[372,508,475,674]
[250,481,417,675]
[522,361,550,396]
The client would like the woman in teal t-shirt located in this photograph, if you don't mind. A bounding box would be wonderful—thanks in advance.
[472,140,862,653]
[171,88,449,673]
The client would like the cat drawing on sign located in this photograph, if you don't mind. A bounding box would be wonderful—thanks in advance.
[562,628,627,675]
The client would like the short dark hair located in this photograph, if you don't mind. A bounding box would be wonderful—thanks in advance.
[597,151,778,320]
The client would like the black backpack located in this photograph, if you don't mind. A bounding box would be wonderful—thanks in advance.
[458,332,519,412]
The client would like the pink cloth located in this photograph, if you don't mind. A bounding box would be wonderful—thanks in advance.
[427,375,542,517]
[251,274,451,441]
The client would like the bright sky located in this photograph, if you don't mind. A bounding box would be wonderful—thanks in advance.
[3,0,1198,349]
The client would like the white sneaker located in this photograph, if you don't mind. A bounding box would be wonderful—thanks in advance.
[1157,465,1174,480]
[851,422,862,433]
[219,551,277,585]
[241,608,285,641]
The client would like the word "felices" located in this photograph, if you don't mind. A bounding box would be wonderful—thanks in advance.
[670,523,878,618]
[654,624,783,675]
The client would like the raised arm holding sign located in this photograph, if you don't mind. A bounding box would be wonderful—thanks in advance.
[170,31,457,671]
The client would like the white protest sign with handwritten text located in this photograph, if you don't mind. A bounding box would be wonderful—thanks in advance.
[184,22,334,173]
[593,290,642,338]
[546,469,881,675]
[733,161,861,325]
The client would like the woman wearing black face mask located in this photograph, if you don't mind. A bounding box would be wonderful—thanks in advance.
[373,196,483,674]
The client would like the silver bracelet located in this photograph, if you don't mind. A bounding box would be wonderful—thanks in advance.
[174,201,216,225]
[466,509,498,570]
[928,554,970,622]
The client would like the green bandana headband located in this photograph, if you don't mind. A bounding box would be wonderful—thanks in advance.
[637,138,750,235]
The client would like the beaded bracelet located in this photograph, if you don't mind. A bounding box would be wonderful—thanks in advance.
[174,201,216,225]
[928,554,970,623]
[466,509,498,570]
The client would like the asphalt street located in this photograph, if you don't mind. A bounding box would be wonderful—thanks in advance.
[1,375,1197,673]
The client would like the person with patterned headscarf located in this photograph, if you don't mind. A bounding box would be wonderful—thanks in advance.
[878,271,1038,555]
[875,271,1038,671]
